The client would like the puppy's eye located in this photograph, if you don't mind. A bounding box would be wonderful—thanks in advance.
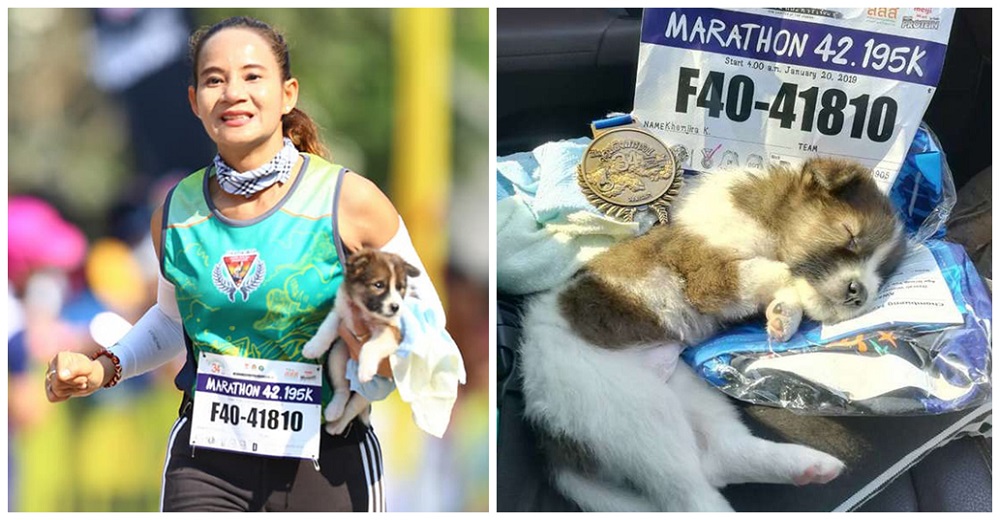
[372,281,385,290]
[842,224,859,251]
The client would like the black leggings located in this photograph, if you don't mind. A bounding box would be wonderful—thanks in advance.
[160,413,385,512]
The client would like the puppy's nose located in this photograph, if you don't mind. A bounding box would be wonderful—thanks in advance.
[389,303,400,313]
[845,280,867,306]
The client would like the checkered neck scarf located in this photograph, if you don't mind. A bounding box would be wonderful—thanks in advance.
[213,138,299,197]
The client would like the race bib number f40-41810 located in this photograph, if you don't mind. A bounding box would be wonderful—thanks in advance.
[190,352,323,460]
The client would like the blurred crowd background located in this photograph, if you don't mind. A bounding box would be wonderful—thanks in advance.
[7,8,489,512]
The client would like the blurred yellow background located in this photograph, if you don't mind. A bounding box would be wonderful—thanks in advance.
[7,8,489,512]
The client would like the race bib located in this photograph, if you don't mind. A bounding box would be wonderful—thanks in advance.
[190,352,323,460]
[633,8,954,191]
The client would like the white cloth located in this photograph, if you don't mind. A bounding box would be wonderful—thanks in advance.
[345,358,396,402]
[496,138,654,294]
[389,297,466,438]
[497,195,642,294]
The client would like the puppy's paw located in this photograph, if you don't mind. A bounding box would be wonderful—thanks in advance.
[357,360,378,384]
[325,419,349,437]
[324,395,348,423]
[787,447,845,486]
[301,338,328,359]
[324,413,364,437]
[766,299,803,342]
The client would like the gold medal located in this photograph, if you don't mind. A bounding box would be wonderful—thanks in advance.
[577,127,682,224]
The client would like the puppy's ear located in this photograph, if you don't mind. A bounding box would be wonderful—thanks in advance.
[346,250,373,278]
[404,262,421,279]
[804,157,869,192]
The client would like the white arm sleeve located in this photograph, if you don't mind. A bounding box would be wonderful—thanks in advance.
[379,217,446,325]
[111,274,186,380]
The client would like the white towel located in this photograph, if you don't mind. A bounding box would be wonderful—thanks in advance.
[496,137,662,294]
[497,195,642,294]
[389,297,467,438]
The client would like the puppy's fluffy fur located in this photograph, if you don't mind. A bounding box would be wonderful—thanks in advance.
[302,248,420,435]
[520,158,906,511]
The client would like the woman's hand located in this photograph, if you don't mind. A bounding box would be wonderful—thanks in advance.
[45,351,108,402]
[338,321,393,379]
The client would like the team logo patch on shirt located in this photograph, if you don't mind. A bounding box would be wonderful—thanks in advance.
[212,250,266,302]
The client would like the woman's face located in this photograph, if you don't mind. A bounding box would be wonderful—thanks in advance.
[188,27,298,163]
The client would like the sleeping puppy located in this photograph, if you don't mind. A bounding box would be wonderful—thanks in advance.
[302,248,420,435]
[519,158,906,511]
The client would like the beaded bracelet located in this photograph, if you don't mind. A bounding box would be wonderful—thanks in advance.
[90,347,123,388]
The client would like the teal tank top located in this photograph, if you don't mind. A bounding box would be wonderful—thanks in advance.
[161,154,346,407]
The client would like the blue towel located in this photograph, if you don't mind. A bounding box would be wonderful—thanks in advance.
[496,137,655,294]
[496,138,595,223]
[346,362,395,402]
[496,150,539,201]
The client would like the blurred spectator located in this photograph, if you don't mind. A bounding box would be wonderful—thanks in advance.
[8,196,89,511]
[8,195,187,511]
[9,196,90,361]
[88,8,214,268]
[9,197,87,292]
[89,8,215,184]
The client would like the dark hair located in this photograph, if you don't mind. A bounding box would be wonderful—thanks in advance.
[189,16,330,159]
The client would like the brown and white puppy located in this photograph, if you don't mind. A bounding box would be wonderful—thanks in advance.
[520,158,906,511]
[302,248,420,435]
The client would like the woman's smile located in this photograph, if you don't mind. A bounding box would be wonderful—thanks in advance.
[220,110,255,127]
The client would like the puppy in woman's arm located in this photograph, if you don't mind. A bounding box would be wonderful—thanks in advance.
[302,248,420,434]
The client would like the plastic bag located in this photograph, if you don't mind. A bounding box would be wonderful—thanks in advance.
[682,125,992,415]
[889,124,957,243]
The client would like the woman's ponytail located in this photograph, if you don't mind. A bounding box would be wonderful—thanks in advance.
[283,108,330,159]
